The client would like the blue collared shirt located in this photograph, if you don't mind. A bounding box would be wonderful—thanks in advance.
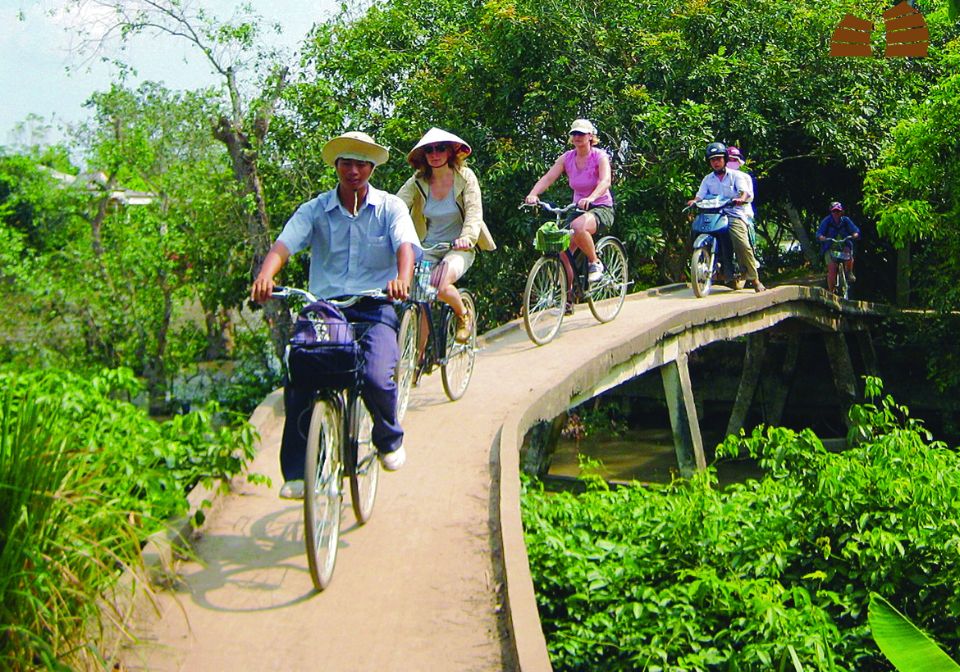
[277,185,422,298]
[696,168,754,221]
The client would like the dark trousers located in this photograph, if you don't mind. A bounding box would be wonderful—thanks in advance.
[280,300,401,481]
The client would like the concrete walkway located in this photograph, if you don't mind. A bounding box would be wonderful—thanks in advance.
[122,284,872,671]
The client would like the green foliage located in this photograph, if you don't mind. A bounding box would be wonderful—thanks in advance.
[0,369,261,669]
[869,593,960,671]
[523,384,960,670]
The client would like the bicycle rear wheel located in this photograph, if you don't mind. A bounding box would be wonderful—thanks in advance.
[441,290,477,401]
[587,237,628,322]
[304,398,342,591]
[523,256,567,345]
[691,246,715,298]
[348,394,379,524]
[394,304,418,422]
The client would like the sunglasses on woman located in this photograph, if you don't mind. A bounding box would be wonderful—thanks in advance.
[424,143,449,154]
[570,131,587,137]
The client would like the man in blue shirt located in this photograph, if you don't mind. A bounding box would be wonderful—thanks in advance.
[251,131,421,498]
[687,142,766,292]
[816,201,861,294]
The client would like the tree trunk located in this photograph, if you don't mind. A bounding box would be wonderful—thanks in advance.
[783,202,819,266]
[896,242,911,307]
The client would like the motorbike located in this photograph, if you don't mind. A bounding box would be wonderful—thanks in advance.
[686,196,740,297]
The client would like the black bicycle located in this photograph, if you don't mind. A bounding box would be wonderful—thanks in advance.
[271,286,382,591]
[519,200,629,345]
[394,242,477,421]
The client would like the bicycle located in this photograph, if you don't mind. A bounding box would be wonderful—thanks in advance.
[394,242,477,422]
[824,236,854,299]
[271,286,384,591]
[519,200,629,345]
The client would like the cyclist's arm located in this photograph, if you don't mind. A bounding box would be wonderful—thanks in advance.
[457,166,484,249]
[525,155,566,204]
[730,170,753,205]
[387,242,416,300]
[251,241,291,303]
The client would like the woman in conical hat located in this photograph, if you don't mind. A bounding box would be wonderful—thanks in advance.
[397,127,496,343]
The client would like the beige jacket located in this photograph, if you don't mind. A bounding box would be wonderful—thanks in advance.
[396,166,497,251]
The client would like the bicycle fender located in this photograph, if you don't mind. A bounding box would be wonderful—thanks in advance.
[693,233,717,252]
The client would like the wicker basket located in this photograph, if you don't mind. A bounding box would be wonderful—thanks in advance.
[534,223,572,253]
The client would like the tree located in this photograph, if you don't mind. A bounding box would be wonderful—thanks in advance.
[287,0,953,321]
[64,0,295,355]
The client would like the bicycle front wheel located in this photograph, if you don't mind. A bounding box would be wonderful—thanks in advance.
[348,394,380,524]
[691,246,715,298]
[394,304,418,422]
[304,398,343,592]
[523,256,567,345]
[441,290,477,401]
[587,237,628,322]
[837,267,850,300]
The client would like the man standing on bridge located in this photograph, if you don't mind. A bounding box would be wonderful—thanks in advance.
[251,131,421,498]
[687,141,766,292]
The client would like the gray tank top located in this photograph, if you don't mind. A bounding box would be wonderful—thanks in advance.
[422,188,463,247]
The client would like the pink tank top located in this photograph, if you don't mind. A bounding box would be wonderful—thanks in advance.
[563,148,613,207]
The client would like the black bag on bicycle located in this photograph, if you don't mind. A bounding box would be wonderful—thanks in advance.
[285,300,362,390]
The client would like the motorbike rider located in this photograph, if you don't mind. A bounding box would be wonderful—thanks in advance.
[686,141,766,292]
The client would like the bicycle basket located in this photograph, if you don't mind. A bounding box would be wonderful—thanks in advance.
[830,244,852,261]
[535,222,572,253]
[285,302,367,389]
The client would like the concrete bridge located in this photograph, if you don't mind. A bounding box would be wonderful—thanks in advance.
[124,284,884,672]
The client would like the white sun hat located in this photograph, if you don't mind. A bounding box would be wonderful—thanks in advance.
[407,127,473,164]
[321,131,390,167]
[569,119,598,135]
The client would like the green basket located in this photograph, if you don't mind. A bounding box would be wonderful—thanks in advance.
[534,223,572,253]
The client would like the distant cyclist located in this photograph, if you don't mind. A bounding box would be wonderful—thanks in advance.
[524,119,614,293]
[816,201,860,294]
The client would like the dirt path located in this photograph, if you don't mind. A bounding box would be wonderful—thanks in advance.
[123,286,763,671]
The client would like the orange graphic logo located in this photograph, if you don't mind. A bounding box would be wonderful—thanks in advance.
[829,2,928,58]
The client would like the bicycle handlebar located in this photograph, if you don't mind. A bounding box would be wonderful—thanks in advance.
[519,200,581,215]
[271,286,389,307]
[421,242,453,252]
[823,236,854,243]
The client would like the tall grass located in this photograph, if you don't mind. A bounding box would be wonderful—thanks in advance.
[0,377,147,670]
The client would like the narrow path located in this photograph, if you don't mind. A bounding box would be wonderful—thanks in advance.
[123,284,848,671]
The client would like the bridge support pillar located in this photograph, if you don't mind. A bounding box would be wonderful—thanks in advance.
[520,414,566,477]
[824,332,858,426]
[726,333,769,438]
[660,353,706,476]
[759,333,800,427]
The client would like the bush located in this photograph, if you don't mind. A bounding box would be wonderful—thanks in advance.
[0,366,262,669]
[522,380,960,671]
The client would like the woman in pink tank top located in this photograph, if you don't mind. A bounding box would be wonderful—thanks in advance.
[524,119,614,300]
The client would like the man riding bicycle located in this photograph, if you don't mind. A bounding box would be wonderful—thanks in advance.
[250,131,421,498]
[816,201,860,294]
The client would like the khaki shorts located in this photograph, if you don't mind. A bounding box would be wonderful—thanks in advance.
[423,248,475,283]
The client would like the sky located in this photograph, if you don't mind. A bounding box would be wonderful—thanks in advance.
[1,0,339,147]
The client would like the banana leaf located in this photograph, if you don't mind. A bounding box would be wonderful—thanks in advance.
[869,593,960,671]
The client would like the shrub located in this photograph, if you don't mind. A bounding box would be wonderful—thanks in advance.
[522,381,960,670]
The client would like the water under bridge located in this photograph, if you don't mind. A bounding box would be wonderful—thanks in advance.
[123,283,885,672]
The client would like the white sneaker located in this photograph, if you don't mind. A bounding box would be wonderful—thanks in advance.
[587,261,604,283]
[279,479,305,500]
[379,445,406,471]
